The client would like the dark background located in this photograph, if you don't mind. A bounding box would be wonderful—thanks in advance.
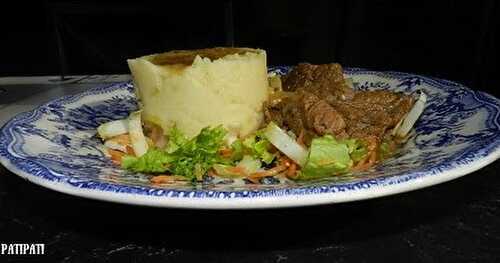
[1,0,499,96]
[1,162,500,262]
[1,1,500,262]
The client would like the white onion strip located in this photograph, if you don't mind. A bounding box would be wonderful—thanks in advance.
[395,91,427,138]
[104,140,128,152]
[128,110,148,157]
[264,122,308,166]
[97,119,128,140]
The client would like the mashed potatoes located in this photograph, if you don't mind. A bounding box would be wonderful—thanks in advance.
[127,48,269,138]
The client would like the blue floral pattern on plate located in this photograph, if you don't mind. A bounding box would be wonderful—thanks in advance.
[1,67,499,208]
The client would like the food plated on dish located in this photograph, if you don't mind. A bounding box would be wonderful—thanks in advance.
[98,47,426,185]
[1,47,498,209]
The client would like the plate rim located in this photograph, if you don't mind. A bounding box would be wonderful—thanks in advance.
[1,68,500,209]
[1,147,499,209]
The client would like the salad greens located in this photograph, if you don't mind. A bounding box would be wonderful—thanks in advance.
[213,155,262,178]
[343,139,368,163]
[122,126,228,181]
[121,122,370,182]
[165,126,189,153]
[263,122,308,166]
[231,131,275,164]
[122,148,173,173]
[298,135,353,179]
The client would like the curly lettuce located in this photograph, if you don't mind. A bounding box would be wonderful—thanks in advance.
[122,126,227,181]
[230,131,275,164]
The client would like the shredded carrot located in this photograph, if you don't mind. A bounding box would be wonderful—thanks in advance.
[208,169,217,178]
[352,152,376,171]
[211,166,247,178]
[278,155,292,166]
[219,148,233,158]
[107,149,125,165]
[286,162,297,178]
[125,145,135,155]
[226,166,246,176]
[109,134,131,145]
[150,175,186,184]
[245,177,261,184]
[247,164,288,180]
[352,136,379,171]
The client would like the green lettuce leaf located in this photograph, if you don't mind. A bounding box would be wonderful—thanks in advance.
[341,138,368,163]
[169,125,227,180]
[165,126,188,153]
[213,155,262,178]
[230,139,245,161]
[122,125,227,181]
[231,132,275,164]
[298,135,353,179]
[121,148,173,173]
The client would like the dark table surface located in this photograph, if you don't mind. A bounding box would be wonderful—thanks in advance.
[1,160,499,263]
[1,80,500,263]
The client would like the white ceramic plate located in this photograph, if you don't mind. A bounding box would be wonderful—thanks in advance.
[1,67,499,209]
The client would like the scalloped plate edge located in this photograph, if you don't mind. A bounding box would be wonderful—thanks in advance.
[2,146,499,209]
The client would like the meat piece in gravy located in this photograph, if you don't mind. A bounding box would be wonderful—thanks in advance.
[266,63,414,144]
[302,92,347,138]
[264,91,348,145]
[334,91,414,139]
[283,63,354,101]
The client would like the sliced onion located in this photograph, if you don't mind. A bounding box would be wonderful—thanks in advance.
[97,119,128,140]
[104,140,128,152]
[263,122,308,166]
[395,91,427,138]
[104,134,132,153]
[128,110,148,157]
[391,117,404,137]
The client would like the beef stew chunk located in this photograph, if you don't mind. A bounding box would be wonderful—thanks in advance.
[266,63,414,144]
